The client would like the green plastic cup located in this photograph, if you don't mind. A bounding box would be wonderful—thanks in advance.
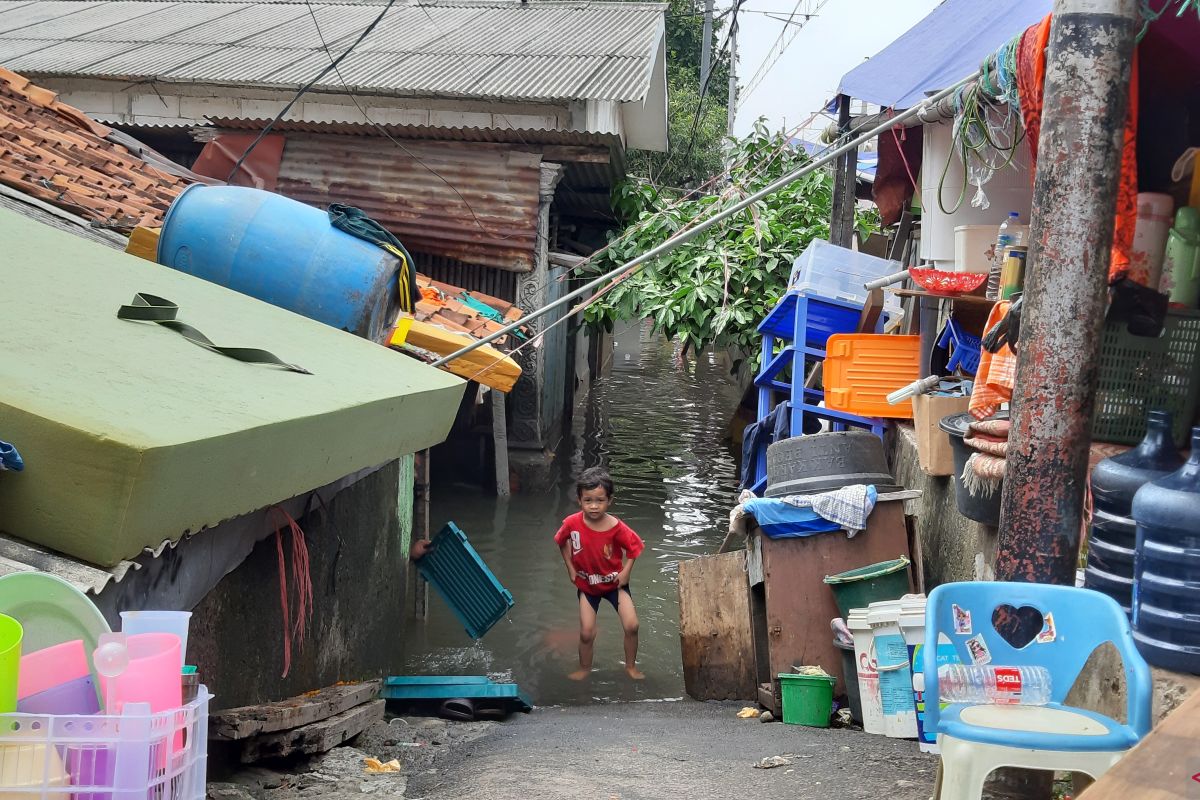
[0,613,24,713]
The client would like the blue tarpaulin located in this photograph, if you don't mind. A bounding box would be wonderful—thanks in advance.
[836,0,1051,110]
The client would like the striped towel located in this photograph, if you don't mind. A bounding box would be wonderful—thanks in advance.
[970,301,1016,420]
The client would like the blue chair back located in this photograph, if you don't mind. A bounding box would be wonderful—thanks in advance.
[923,582,1151,737]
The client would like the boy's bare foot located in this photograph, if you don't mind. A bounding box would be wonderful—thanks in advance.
[625,666,645,680]
[568,668,591,681]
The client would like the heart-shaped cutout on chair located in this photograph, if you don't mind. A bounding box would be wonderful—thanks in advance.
[991,604,1044,649]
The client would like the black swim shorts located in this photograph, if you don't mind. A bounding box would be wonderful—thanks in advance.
[578,585,631,612]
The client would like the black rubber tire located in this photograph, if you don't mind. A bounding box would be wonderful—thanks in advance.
[764,430,895,498]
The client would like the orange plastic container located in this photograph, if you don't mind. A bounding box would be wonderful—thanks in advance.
[823,334,921,419]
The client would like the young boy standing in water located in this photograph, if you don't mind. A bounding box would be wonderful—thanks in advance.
[555,467,646,680]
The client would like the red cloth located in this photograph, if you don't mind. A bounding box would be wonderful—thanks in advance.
[1017,13,1141,284]
[554,512,645,595]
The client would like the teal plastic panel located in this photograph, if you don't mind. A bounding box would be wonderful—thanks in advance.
[417,522,514,639]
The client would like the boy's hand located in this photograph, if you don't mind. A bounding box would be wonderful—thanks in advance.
[410,539,435,561]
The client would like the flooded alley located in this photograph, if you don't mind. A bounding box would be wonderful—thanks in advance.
[405,321,745,705]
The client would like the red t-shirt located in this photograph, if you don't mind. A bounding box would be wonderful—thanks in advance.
[554,511,645,595]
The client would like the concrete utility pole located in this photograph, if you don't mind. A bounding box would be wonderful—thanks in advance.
[700,0,715,89]
[726,12,738,136]
[995,0,1140,588]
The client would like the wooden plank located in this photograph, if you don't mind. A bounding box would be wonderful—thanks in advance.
[124,226,160,262]
[1078,689,1200,800]
[211,681,380,741]
[492,389,510,497]
[679,550,757,701]
[239,699,384,763]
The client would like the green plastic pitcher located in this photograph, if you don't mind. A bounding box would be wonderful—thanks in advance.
[1162,207,1200,307]
[0,613,23,713]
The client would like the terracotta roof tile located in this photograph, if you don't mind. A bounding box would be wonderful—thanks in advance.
[0,66,193,231]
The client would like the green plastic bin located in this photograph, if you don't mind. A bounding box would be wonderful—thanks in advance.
[823,556,911,619]
[778,672,836,727]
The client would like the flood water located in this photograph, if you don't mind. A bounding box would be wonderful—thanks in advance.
[405,321,745,705]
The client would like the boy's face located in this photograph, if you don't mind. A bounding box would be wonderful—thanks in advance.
[578,485,612,522]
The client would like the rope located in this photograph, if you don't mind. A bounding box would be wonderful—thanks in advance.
[270,506,313,679]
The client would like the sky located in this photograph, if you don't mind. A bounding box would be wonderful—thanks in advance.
[728,0,942,138]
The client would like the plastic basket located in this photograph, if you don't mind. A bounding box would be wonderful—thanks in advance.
[1093,311,1200,445]
[0,687,209,800]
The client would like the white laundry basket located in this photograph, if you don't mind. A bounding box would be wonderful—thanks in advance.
[0,687,209,800]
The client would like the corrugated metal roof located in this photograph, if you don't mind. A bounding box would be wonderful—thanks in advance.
[0,0,665,103]
[210,116,620,147]
[274,130,542,270]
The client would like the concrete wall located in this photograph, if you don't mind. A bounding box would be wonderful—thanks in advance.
[888,424,998,587]
[189,457,413,710]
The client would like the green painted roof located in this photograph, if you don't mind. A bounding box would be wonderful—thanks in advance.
[0,208,465,567]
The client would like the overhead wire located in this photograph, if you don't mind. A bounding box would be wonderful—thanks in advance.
[678,0,745,169]
[226,0,399,182]
[738,0,831,108]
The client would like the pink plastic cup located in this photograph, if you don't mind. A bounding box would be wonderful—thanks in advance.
[17,639,90,699]
[96,634,181,715]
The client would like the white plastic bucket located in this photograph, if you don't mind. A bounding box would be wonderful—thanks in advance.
[848,608,884,735]
[898,597,936,753]
[868,598,918,739]
[954,225,998,274]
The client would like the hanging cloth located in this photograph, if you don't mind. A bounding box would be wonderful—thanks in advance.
[1016,14,1141,284]
[327,204,421,313]
[969,301,1017,420]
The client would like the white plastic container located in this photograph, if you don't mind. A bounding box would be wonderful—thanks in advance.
[1131,192,1175,289]
[868,598,918,739]
[920,120,1034,264]
[120,610,192,670]
[954,225,999,274]
[848,608,884,735]
[898,596,937,753]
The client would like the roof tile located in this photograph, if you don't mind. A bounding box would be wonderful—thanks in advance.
[0,66,193,229]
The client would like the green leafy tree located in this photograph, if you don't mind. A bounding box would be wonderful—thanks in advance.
[586,124,876,357]
[627,0,731,187]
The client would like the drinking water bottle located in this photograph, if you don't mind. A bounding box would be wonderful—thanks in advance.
[937,664,1052,705]
[986,212,1023,300]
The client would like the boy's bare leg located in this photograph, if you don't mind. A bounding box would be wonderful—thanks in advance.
[617,590,644,680]
[570,594,597,680]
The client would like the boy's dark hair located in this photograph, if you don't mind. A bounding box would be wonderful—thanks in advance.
[576,467,615,498]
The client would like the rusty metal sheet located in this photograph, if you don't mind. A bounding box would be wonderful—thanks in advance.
[275,132,541,272]
[192,133,284,191]
[210,117,620,148]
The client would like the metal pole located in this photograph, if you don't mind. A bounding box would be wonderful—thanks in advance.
[700,0,715,89]
[726,12,739,136]
[829,93,857,247]
[432,74,976,369]
[995,0,1139,586]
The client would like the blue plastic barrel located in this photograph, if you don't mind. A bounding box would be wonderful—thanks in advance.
[1131,426,1200,674]
[157,185,400,342]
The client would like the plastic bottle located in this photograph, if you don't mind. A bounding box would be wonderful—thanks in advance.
[1085,410,1183,615]
[937,664,1052,705]
[986,212,1023,301]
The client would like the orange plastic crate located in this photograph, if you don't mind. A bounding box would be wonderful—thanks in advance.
[823,334,921,419]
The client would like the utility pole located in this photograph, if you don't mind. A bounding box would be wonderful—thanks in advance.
[726,9,738,136]
[829,93,857,248]
[995,0,1139,586]
[700,0,715,89]
[991,5,1139,796]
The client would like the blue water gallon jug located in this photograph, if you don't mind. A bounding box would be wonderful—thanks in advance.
[1132,426,1200,673]
[157,185,400,342]
[1086,410,1183,614]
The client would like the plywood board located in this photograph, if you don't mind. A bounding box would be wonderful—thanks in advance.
[679,551,756,701]
[1078,689,1200,800]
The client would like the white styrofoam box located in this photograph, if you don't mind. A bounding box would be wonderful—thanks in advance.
[920,120,1033,263]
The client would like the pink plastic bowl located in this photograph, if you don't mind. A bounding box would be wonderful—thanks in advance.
[17,639,89,700]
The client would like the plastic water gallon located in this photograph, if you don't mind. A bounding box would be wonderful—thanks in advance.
[848,608,884,735]
[868,598,918,738]
[1086,410,1183,615]
[1132,426,1200,674]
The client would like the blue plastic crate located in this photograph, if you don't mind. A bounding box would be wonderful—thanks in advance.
[417,522,514,639]
[757,292,866,350]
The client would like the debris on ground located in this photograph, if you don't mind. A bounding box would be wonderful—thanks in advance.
[363,757,402,774]
[759,711,776,723]
[737,706,761,719]
[754,755,795,769]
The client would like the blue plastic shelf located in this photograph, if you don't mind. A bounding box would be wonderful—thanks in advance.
[757,292,865,349]
[417,522,513,639]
